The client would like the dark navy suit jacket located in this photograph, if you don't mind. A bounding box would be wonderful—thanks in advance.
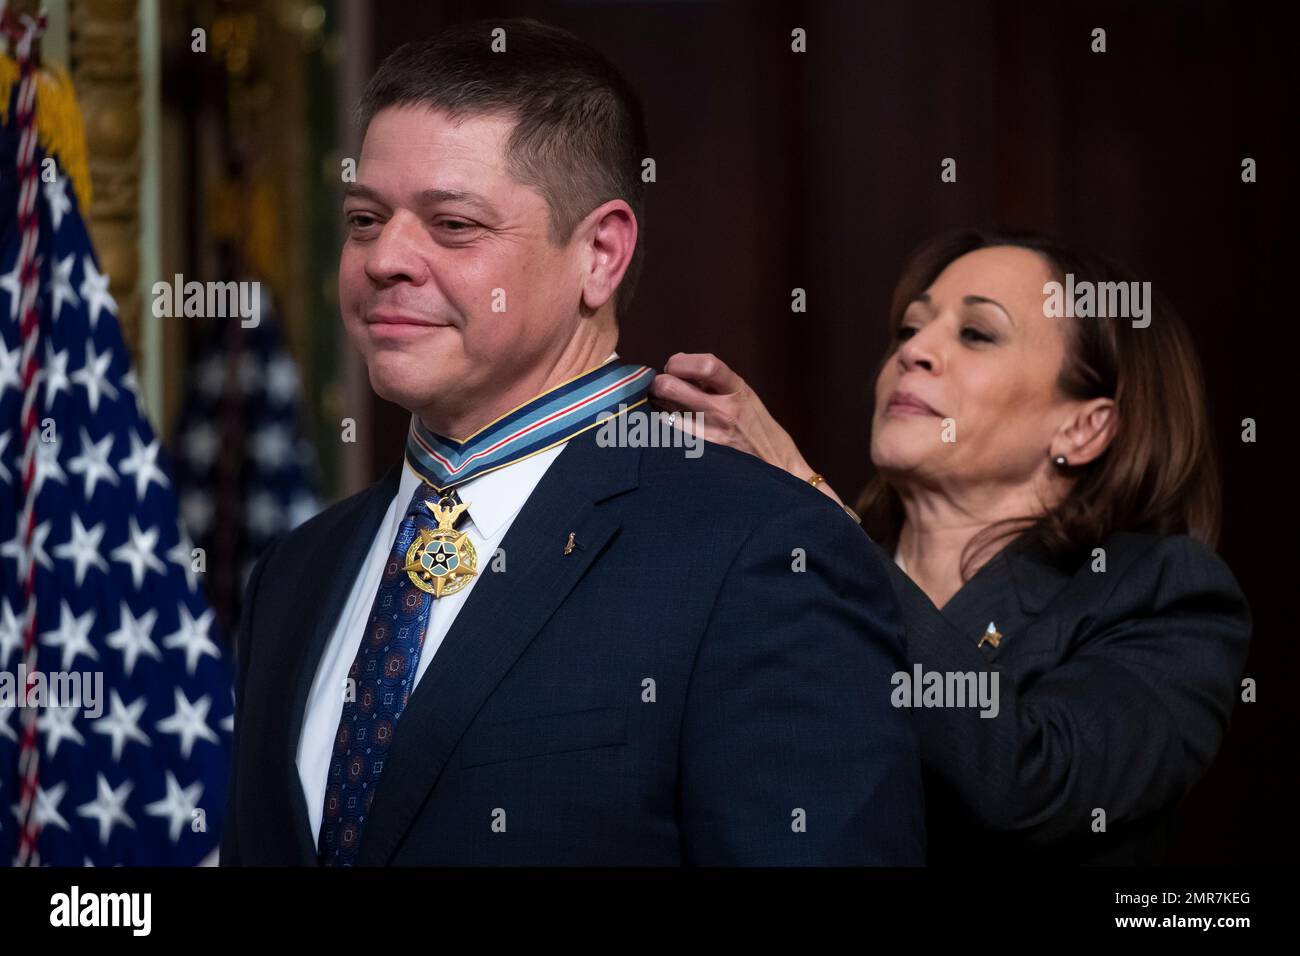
[220,427,924,865]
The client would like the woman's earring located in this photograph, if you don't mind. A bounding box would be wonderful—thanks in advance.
[1052,454,1069,469]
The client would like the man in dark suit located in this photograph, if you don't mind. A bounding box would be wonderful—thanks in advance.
[219,19,923,866]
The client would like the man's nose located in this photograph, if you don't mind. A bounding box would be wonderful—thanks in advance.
[364,211,430,286]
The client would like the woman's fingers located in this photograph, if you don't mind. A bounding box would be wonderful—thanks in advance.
[651,372,754,452]
[650,371,721,417]
[663,352,745,395]
[655,355,807,473]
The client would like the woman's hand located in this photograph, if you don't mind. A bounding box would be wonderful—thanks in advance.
[650,352,844,505]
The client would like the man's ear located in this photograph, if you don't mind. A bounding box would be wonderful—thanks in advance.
[1052,398,1118,466]
[578,199,637,314]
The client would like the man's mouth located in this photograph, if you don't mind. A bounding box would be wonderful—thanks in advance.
[365,312,456,338]
[367,311,453,326]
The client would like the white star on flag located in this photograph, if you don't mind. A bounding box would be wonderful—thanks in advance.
[37,705,86,759]
[1,518,53,581]
[52,513,110,587]
[78,255,117,329]
[0,598,24,666]
[238,353,263,394]
[180,489,214,537]
[66,428,118,498]
[22,781,72,834]
[32,434,68,495]
[195,354,226,400]
[0,257,21,321]
[43,174,73,233]
[162,605,219,676]
[266,353,299,405]
[155,688,219,760]
[121,369,148,417]
[245,489,284,535]
[77,775,135,846]
[71,339,119,413]
[250,423,292,472]
[166,527,201,592]
[50,253,80,321]
[110,517,167,589]
[42,342,72,405]
[118,431,170,501]
[104,602,162,678]
[92,690,152,762]
[143,772,204,844]
[182,421,220,470]
[39,600,99,671]
[0,343,22,398]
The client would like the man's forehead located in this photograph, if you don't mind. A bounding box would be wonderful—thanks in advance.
[354,105,534,205]
[360,104,514,163]
[343,182,504,218]
[351,104,553,218]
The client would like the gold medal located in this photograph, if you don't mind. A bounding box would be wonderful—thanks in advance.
[404,497,477,598]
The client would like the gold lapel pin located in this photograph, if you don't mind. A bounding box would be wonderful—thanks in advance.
[978,621,1003,649]
[563,532,577,555]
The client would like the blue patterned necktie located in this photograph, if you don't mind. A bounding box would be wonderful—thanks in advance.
[317,482,467,866]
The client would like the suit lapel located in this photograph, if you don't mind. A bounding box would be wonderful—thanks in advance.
[939,548,1028,649]
[1006,543,1073,614]
[357,431,640,865]
[280,462,401,864]
[940,539,1074,650]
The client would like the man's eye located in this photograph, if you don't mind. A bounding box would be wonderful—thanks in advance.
[438,219,479,234]
[346,213,378,230]
[895,325,918,341]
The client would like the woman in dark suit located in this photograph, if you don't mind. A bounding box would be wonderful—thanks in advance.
[651,229,1251,864]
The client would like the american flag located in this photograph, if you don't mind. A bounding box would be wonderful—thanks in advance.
[0,50,233,865]
[172,310,320,636]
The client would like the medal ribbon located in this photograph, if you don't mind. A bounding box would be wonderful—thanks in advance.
[404,360,655,491]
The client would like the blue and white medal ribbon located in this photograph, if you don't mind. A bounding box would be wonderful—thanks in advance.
[404,360,654,491]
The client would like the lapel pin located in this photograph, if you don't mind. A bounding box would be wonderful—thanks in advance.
[978,621,1003,649]
[563,532,577,555]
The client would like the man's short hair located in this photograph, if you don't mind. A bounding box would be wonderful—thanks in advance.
[355,18,649,309]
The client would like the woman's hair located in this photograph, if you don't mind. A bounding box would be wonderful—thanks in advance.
[856,228,1221,577]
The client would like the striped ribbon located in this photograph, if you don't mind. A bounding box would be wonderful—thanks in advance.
[405,360,654,492]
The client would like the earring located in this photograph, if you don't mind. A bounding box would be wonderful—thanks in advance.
[1052,454,1069,469]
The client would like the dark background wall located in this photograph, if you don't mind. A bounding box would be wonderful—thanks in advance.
[364,0,1297,864]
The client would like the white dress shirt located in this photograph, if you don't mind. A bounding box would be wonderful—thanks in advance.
[295,442,566,846]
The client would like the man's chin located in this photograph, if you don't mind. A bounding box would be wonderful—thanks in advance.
[366,359,446,414]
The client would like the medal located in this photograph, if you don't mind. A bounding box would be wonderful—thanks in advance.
[404,496,477,598]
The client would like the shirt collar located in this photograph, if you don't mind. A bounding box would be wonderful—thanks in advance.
[399,440,564,541]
